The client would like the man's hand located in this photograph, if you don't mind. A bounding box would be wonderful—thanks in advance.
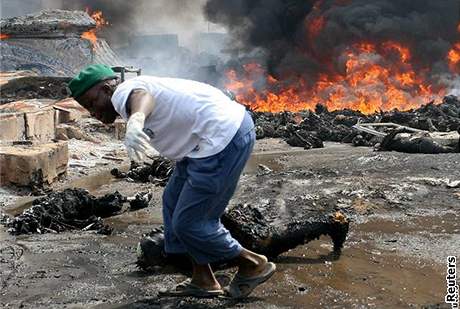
[125,112,155,162]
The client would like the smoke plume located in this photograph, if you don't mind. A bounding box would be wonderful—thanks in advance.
[205,0,460,112]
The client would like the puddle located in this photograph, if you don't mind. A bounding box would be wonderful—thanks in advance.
[68,164,129,192]
[4,150,309,216]
[4,165,130,216]
[262,215,454,308]
[266,236,446,308]
[245,149,307,173]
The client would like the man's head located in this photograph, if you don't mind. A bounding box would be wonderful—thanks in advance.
[69,64,120,124]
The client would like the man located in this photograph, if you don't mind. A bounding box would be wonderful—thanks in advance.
[69,64,276,298]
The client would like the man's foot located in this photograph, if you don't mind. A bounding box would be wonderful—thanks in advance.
[159,279,224,298]
[190,278,222,291]
[236,250,269,278]
[191,263,222,291]
[228,262,277,298]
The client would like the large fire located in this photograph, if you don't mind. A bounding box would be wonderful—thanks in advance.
[447,23,460,73]
[225,23,459,114]
[0,33,10,40]
[81,9,107,49]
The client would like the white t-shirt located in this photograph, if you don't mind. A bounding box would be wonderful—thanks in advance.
[111,76,246,160]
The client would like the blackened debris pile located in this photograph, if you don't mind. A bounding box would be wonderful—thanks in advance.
[111,157,174,186]
[379,96,460,132]
[378,129,459,154]
[136,207,349,270]
[128,192,154,210]
[5,188,151,235]
[222,204,348,257]
[250,95,460,150]
[0,75,71,105]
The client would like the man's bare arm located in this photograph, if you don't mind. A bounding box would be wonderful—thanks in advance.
[126,89,155,117]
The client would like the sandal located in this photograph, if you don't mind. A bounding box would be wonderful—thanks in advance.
[159,280,225,298]
[228,262,276,298]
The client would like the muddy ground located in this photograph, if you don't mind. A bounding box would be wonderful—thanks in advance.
[1,140,459,308]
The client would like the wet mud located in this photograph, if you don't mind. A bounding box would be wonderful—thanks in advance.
[0,142,459,308]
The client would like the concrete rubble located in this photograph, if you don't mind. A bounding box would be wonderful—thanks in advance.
[0,141,68,186]
[0,99,55,142]
[0,9,120,75]
[0,71,71,104]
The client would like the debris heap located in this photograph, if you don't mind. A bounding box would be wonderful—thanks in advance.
[0,9,120,76]
[5,188,152,235]
[111,157,174,186]
[250,95,460,151]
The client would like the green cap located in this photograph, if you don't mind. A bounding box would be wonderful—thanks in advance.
[69,64,117,98]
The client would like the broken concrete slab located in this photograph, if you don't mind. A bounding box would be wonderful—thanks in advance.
[0,141,68,186]
[0,9,95,38]
[0,73,71,104]
[1,10,121,75]
[0,112,26,141]
[54,98,89,123]
[0,99,55,142]
[0,70,38,87]
[56,123,100,143]
[25,106,55,142]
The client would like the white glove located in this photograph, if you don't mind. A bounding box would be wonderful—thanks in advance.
[124,112,155,162]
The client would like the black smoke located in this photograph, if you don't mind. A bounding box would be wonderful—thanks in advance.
[204,0,315,74]
[204,0,460,82]
[62,0,136,46]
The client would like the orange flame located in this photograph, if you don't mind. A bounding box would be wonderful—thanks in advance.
[447,23,460,73]
[81,9,108,50]
[225,41,445,114]
[448,43,460,72]
[0,33,10,40]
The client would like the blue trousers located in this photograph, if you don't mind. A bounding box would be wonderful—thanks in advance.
[162,112,255,265]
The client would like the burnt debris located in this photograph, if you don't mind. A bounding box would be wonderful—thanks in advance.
[250,95,460,152]
[378,128,459,154]
[222,204,348,257]
[4,188,152,235]
[0,75,71,104]
[136,206,349,270]
[111,157,174,186]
